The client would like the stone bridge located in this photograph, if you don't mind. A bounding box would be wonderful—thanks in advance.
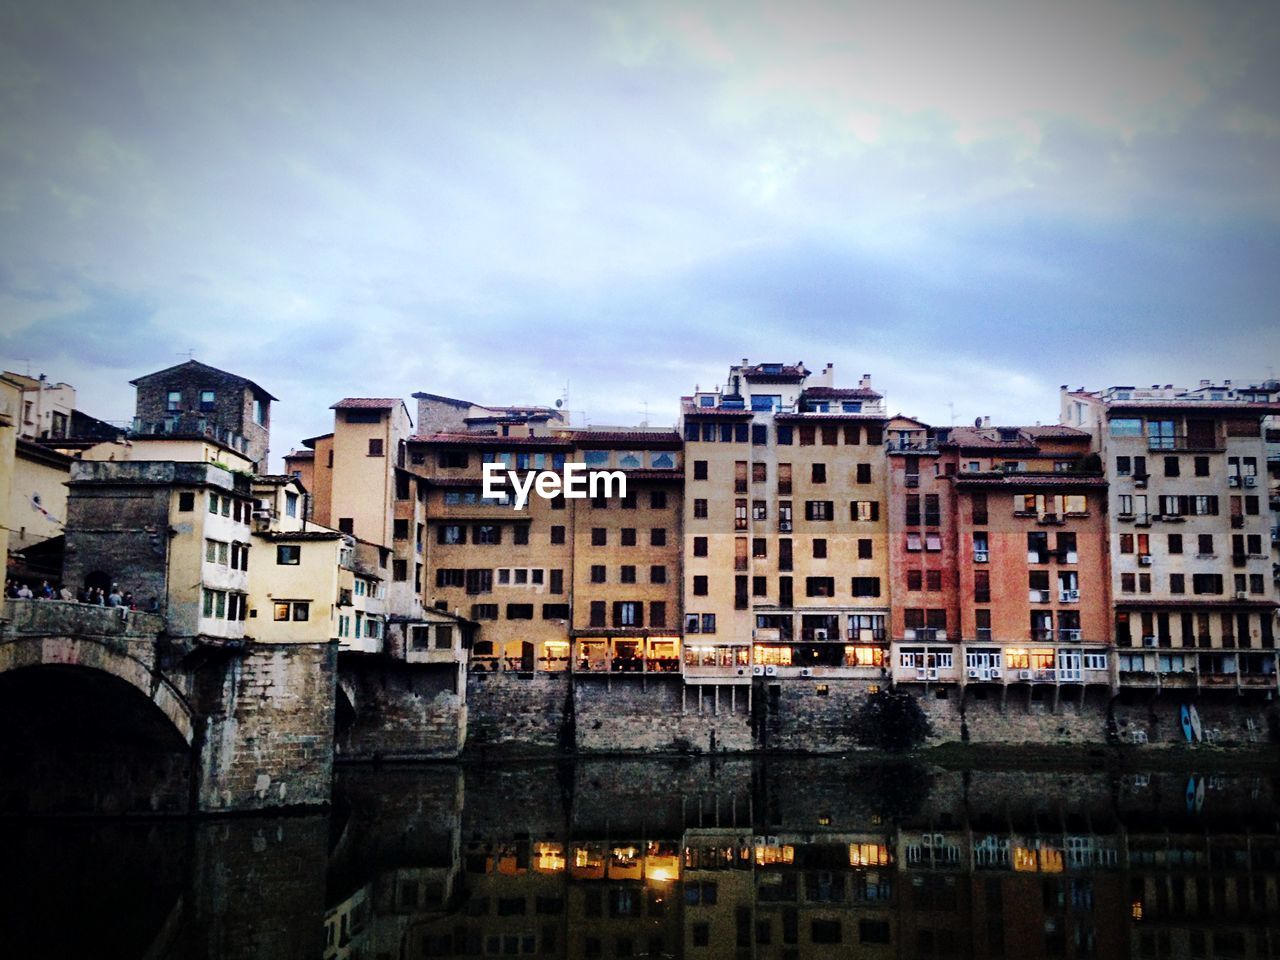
[0,599,336,815]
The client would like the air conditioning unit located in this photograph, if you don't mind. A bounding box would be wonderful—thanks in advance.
[1142,636,1156,647]
[1228,476,1241,487]
[1235,591,1249,600]
[915,668,927,680]
[1139,555,1153,566]
[936,630,948,641]
[926,668,939,680]
[764,665,777,676]
[736,667,747,676]
[1134,476,1147,488]
[973,551,989,563]
[990,668,1002,679]
[1245,476,1258,487]
[903,629,917,640]
[967,668,980,679]
[799,667,813,677]
[813,628,829,641]
[779,521,792,532]
[752,665,764,676]
[1065,589,1080,601]
[1018,670,1032,680]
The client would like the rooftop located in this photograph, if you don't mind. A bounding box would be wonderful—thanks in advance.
[130,359,277,401]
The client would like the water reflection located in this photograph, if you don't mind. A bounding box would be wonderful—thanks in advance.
[5,759,1280,958]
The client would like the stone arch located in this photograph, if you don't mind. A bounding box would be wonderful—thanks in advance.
[0,635,195,747]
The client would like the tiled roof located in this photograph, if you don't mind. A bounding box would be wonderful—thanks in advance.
[1022,425,1091,439]
[801,386,884,401]
[331,398,400,410]
[284,449,314,459]
[943,427,1039,450]
[409,432,573,448]
[680,400,753,418]
[570,430,683,448]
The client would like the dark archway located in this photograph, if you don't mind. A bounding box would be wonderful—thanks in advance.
[83,569,111,592]
[0,665,194,815]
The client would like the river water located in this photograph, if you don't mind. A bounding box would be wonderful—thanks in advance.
[3,756,1279,958]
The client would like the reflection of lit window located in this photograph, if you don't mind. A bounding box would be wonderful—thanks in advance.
[754,845,795,866]
[583,450,610,467]
[849,844,890,867]
[535,843,565,873]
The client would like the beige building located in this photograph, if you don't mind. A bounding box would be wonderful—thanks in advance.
[679,361,891,690]
[1064,384,1279,690]
[5,371,77,442]
[0,374,22,578]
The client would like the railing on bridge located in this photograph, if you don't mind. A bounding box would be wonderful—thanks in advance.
[1,599,165,639]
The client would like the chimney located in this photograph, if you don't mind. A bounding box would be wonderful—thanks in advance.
[982,416,991,428]
[1200,379,1210,388]
[741,358,749,367]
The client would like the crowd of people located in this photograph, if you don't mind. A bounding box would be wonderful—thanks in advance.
[4,578,138,609]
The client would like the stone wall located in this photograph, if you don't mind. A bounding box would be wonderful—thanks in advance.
[197,642,336,812]
[465,671,571,753]
[754,677,880,752]
[574,677,753,754]
[336,657,465,759]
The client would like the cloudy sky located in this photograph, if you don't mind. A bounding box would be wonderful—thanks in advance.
[2,0,1278,465]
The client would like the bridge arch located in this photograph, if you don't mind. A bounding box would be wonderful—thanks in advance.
[0,634,195,747]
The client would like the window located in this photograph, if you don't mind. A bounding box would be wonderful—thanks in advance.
[591,565,606,583]
[199,389,216,412]
[752,500,767,521]
[806,577,835,597]
[974,569,990,603]
[812,538,827,559]
[805,501,833,521]
[753,538,767,558]
[650,490,667,509]
[592,528,607,546]
[392,559,408,582]
[1168,533,1182,554]
[1109,417,1142,437]
[693,575,708,596]
[1170,573,1185,594]
[693,536,708,557]
[777,463,792,494]
[650,565,666,584]
[620,565,637,584]
[471,603,498,620]
[851,577,880,598]
[693,499,708,519]
[474,525,501,545]
[851,501,879,521]
[811,463,826,483]
[776,425,793,445]
[856,462,872,484]
[549,569,563,594]
[693,460,708,480]
[752,462,767,483]
[273,601,310,622]
[1198,534,1214,556]
[166,389,182,412]
[1194,456,1210,477]
[613,602,643,627]
[178,491,195,512]
[436,568,464,588]
[506,604,533,620]
[858,539,872,559]
[1163,456,1179,477]
[650,601,667,627]
[751,424,768,445]
[276,544,301,565]
[439,524,466,545]
[621,528,637,546]
[972,492,988,525]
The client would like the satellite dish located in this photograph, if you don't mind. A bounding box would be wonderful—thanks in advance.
[555,399,563,408]
[973,416,982,428]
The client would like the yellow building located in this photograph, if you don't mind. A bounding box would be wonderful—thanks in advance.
[679,361,891,687]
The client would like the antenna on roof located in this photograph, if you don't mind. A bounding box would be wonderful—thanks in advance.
[178,348,195,361]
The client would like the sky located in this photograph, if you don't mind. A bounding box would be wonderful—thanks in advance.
[2,0,1278,467]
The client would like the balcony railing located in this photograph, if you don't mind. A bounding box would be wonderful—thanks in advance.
[132,416,250,453]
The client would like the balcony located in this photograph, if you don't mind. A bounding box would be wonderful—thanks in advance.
[1058,629,1082,643]
[1148,434,1219,452]
[132,415,251,453]
[847,627,887,642]
[1028,589,1051,604]
[904,474,920,488]
[1030,629,1055,642]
